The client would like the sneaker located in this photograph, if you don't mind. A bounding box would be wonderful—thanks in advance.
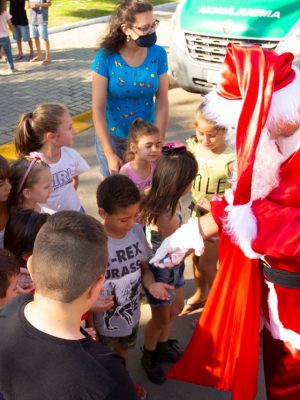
[156,339,182,363]
[141,347,166,384]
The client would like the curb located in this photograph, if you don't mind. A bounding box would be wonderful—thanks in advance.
[48,2,178,35]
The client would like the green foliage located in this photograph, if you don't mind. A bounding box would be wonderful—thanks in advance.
[49,0,171,27]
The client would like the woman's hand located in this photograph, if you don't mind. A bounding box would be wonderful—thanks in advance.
[107,153,124,175]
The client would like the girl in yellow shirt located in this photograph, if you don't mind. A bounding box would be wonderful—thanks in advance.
[181,102,236,315]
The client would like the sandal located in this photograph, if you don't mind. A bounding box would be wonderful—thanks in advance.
[42,59,50,65]
[14,54,24,61]
[179,299,207,316]
[30,56,43,62]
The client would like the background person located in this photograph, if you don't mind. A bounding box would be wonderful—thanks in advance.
[27,0,51,64]
[9,0,34,61]
[91,0,168,177]
[0,0,17,73]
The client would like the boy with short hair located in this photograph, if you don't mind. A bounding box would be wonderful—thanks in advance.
[95,175,174,361]
[0,248,19,308]
[0,211,138,400]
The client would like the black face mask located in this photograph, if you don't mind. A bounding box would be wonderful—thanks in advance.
[134,32,157,48]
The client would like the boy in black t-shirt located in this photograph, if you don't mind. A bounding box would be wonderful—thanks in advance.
[9,0,34,60]
[0,211,138,400]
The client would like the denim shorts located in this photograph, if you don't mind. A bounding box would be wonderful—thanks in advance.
[13,25,30,41]
[145,262,185,307]
[99,324,139,350]
[95,134,127,177]
[29,24,48,40]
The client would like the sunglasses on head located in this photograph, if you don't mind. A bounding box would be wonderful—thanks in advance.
[162,141,186,155]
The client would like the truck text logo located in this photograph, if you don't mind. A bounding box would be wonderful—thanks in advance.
[197,6,280,19]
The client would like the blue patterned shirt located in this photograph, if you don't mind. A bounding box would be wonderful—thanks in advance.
[91,45,168,139]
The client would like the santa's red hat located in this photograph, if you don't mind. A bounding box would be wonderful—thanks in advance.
[204,43,298,206]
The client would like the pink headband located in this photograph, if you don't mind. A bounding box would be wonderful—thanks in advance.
[17,156,42,194]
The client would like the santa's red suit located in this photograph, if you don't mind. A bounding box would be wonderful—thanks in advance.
[157,44,300,400]
[167,146,300,400]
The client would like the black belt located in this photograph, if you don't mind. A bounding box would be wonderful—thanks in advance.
[262,262,300,289]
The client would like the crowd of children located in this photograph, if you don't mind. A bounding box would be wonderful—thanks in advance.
[0,96,235,399]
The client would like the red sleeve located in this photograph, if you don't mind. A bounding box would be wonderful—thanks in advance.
[251,199,300,264]
[210,198,228,233]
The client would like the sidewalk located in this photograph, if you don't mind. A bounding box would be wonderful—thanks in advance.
[0,2,177,145]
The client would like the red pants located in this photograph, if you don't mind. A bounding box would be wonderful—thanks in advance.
[263,328,300,399]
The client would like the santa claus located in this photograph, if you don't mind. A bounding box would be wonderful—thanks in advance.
[151,43,300,400]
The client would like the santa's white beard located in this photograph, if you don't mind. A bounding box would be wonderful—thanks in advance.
[223,128,284,259]
[226,127,284,201]
[250,128,284,201]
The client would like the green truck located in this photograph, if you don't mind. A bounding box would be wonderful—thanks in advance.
[169,0,300,93]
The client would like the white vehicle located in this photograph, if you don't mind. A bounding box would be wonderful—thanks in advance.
[169,0,300,93]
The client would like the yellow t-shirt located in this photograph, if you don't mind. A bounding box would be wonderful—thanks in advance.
[187,137,236,213]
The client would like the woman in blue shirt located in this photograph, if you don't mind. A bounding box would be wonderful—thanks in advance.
[91,0,169,177]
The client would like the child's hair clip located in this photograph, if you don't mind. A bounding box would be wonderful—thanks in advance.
[162,141,186,156]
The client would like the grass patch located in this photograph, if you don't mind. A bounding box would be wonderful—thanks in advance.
[49,0,173,27]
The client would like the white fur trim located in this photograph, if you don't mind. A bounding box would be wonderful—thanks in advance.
[264,280,300,350]
[203,66,300,132]
[267,67,300,133]
[203,91,242,129]
[223,189,262,259]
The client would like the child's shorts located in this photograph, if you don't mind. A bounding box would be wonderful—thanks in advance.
[29,24,48,40]
[144,262,185,307]
[99,324,139,350]
[13,25,30,41]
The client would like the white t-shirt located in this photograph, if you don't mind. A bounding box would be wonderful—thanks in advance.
[94,224,150,338]
[39,147,90,212]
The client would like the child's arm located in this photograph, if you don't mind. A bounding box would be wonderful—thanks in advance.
[141,261,175,300]
[156,211,180,239]
[7,19,14,33]
[28,2,51,8]
[196,197,211,213]
[90,293,114,313]
[73,176,79,190]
